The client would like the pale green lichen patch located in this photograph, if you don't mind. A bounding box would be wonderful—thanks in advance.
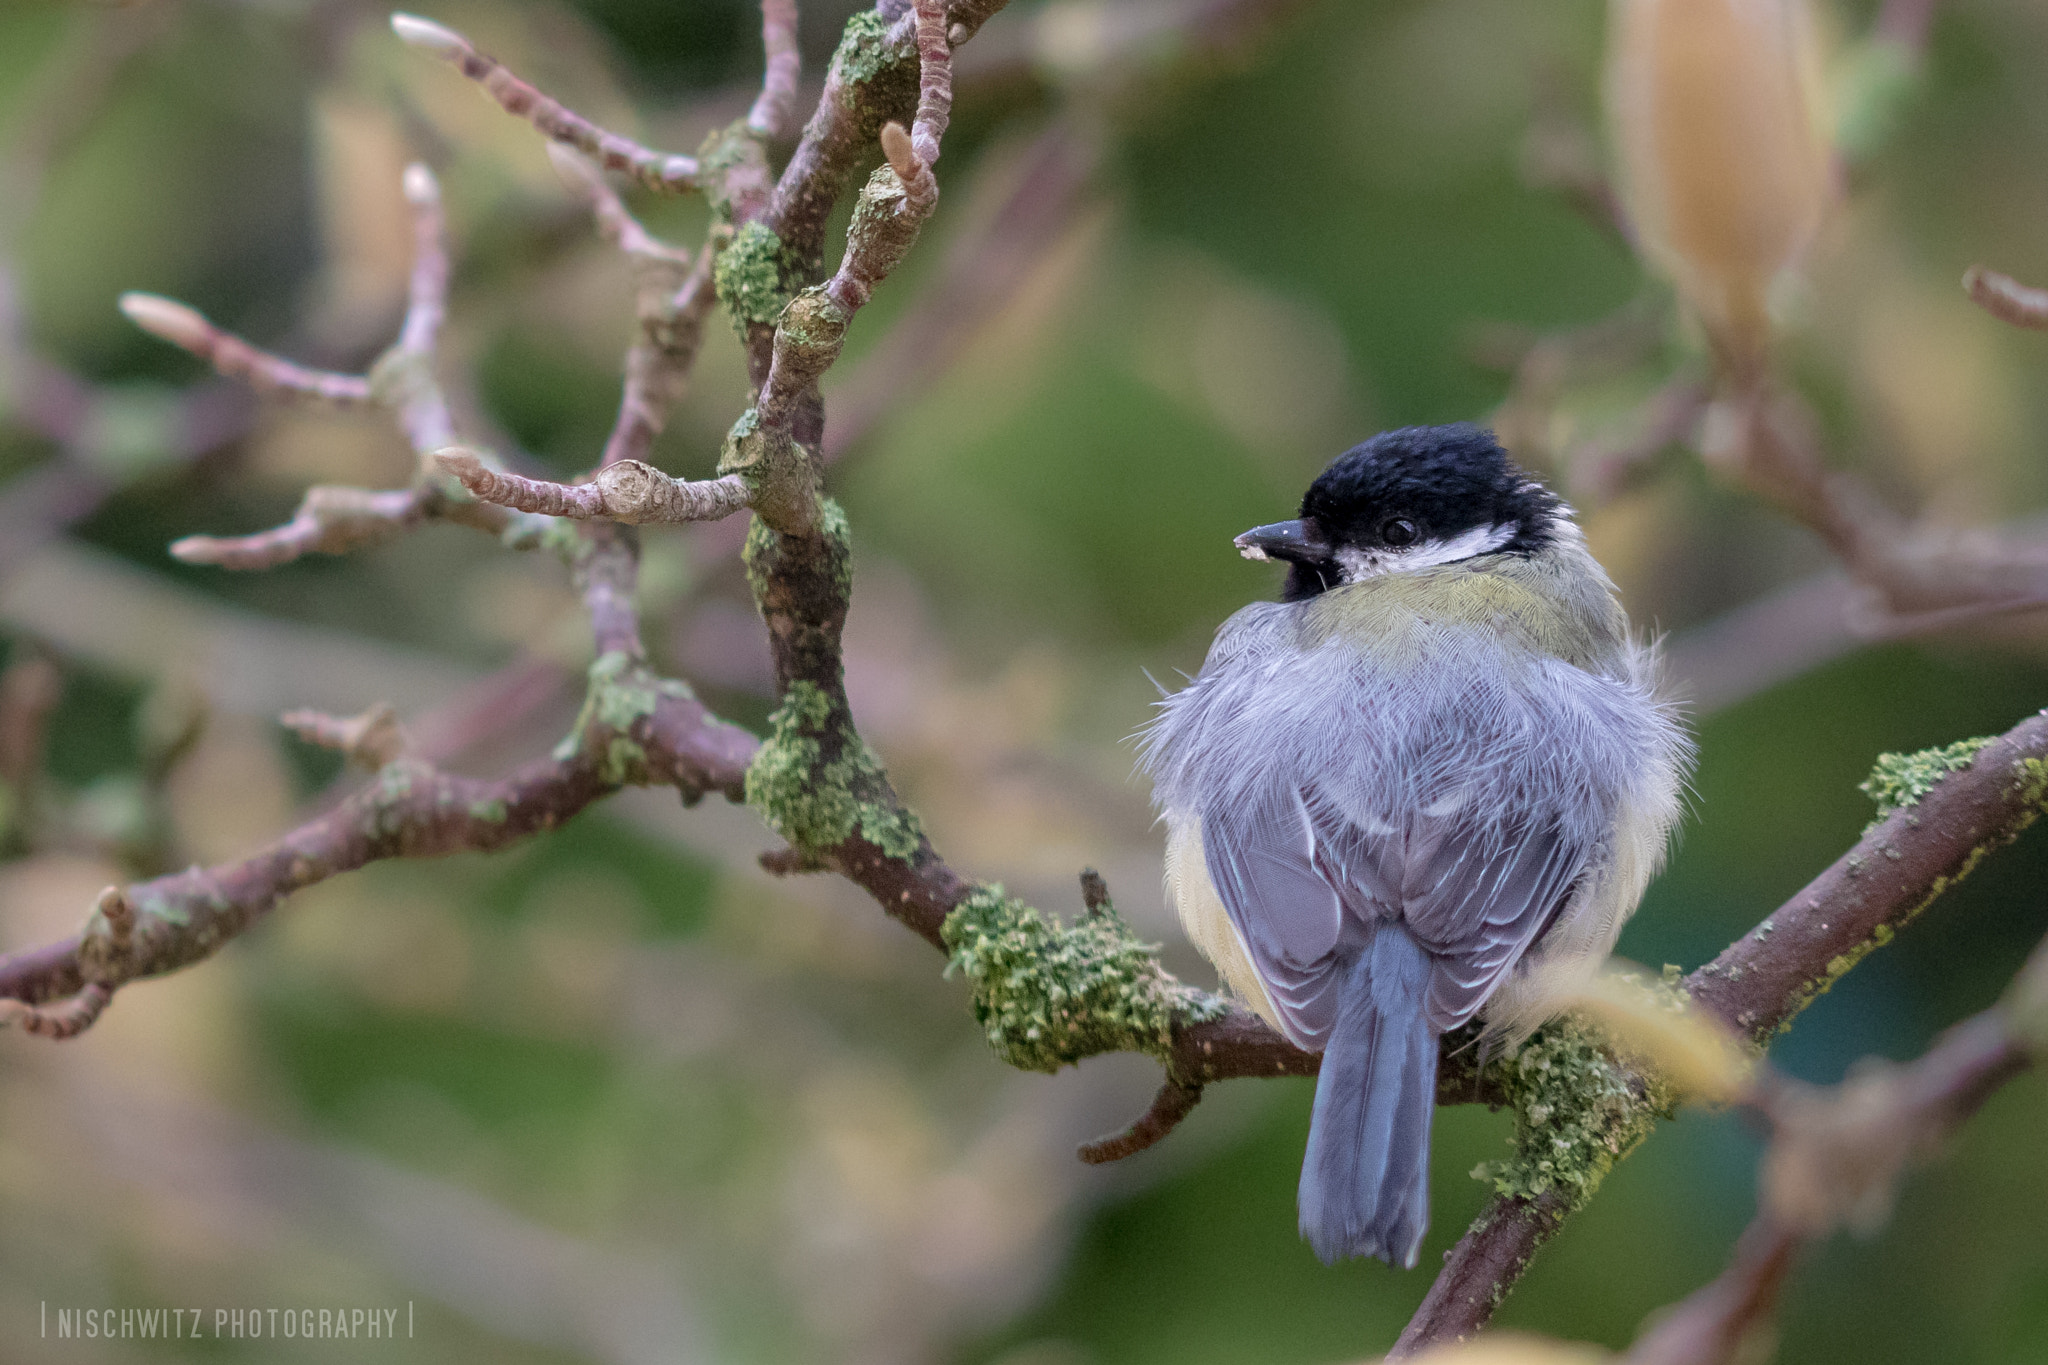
[714,222,797,337]
[830,9,913,101]
[1471,1016,1673,1208]
[552,651,697,784]
[742,495,853,589]
[941,886,1227,1074]
[744,680,923,858]
[1861,736,1994,823]
[694,121,758,219]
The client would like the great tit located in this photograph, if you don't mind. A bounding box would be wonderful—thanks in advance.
[1141,423,1690,1268]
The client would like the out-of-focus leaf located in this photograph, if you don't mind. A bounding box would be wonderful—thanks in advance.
[1363,1331,1610,1364]
[1564,964,1754,1104]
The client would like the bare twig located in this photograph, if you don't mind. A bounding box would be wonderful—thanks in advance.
[116,294,373,407]
[391,163,455,452]
[1963,264,2048,331]
[1571,373,1710,504]
[436,450,752,526]
[280,704,411,770]
[1700,387,2048,619]
[169,486,430,570]
[547,146,725,470]
[389,14,699,193]
[1077,1079,1204,1164]
[135,164,514,570]
[1620,1219,1800,1365]
[747,0,803,141]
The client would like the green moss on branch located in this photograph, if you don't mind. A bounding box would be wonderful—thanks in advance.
[942,887,1227,1074]
[1471,1017,1674,1208]
[1861,736,1997,823]
[744,679,924,859]
[554,650,700,784]
[714,221,800,337]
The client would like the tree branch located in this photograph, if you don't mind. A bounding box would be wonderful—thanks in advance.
[115,294,372,407]
[388,14,699,193]
[0,530,756,1026]
[1394,712,2048,1354]
[747,0,803,141]
[132,163,513,571]
[1622,975,2034,1365]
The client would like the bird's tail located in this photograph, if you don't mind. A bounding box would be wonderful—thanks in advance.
[1299,927,1438,1268]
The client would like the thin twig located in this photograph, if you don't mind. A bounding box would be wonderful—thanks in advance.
[116,294,372,407]
[747,0,802,141]
[1077,1079,1204,1163]
[1963,264,2048,331]
[138,164,502,570]
[436,450,752,525]
[169,486,428,569]
[1624,1000,2030,1365]
[548,145,723,470]
[389,14,698,193]
[1620,1220,1801,1365]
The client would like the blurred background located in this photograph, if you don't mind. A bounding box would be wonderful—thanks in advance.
[1,0,2046,1360]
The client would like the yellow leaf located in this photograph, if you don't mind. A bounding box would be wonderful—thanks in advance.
[1565,965,1754,1103]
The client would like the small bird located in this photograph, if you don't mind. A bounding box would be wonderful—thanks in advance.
[1141,424,1689,1268]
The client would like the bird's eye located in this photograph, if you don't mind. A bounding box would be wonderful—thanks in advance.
[1381,518,1418,547]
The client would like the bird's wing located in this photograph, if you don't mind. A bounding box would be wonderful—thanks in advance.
[1201,781,1592,1047]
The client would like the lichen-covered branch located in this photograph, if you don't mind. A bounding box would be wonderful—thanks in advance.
[1689,718,2048,1041]
[389,14,698,193]
[1394,714,2048,1354]
[761,6,927,282]
[0,532,756,1028]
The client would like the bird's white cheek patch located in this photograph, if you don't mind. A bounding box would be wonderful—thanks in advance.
[1337,522,1518,583]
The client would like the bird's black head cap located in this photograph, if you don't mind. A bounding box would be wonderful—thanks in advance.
[1261,424,1563,600]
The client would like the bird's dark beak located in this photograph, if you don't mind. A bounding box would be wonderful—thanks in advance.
[1234,519,1329,565]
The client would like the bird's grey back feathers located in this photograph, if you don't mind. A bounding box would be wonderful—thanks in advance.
[1142,552,1685,1050]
